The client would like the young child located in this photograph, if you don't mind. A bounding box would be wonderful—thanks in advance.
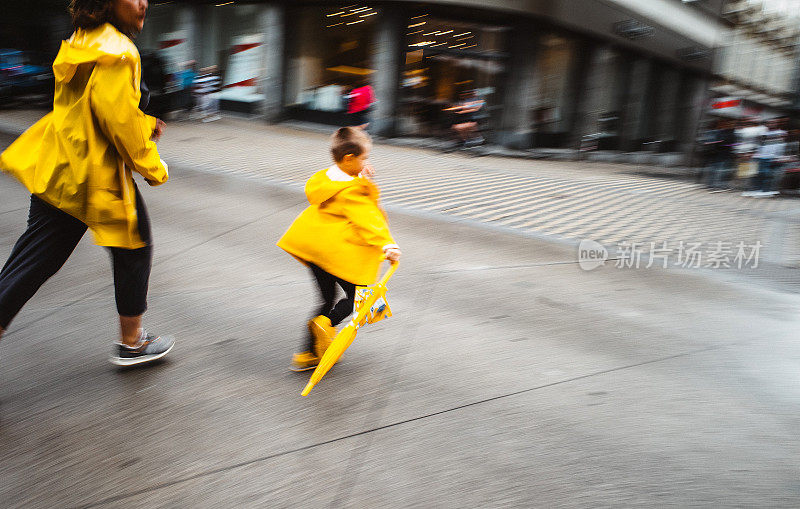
[278,127,401,371]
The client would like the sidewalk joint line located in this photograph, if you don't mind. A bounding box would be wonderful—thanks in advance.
[73,342,733,509]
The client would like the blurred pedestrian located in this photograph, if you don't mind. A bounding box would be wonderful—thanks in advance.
[448,90,486,148]
[735,118,767,152]
[733,117,766,186]
[346,80,374,129]
[193,65,222,122]
[174,60,198,114]
[779,128,800,193]
[0,0,175,366]
[277,127,401,372]
[743,120,787,197]
[703,119,737,191]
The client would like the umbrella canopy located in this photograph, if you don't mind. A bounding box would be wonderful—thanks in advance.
[302,262,398,396]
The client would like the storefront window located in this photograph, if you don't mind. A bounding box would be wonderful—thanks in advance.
[399,15,508,137]
[215,4,261,75]
[286,5,378,120]
[138,5,178,56]
[531,33,575,146]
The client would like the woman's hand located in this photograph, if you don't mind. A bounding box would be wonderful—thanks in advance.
[150,119,166,141]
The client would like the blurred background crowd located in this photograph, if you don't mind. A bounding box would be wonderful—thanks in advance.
[698,115,799,195]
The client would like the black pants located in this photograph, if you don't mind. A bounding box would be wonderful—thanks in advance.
[305,263,356,352]
[0,188,152,329]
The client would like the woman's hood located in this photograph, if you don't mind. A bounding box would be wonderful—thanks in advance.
[52,23,139,83]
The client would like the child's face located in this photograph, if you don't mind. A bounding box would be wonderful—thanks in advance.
[340,147,371,176]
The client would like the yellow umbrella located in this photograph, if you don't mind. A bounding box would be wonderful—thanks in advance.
[302,261,398,396]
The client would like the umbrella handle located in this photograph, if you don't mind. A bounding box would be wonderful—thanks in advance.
[378,261,398,286]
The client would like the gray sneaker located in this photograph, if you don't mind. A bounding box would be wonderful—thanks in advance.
[111,331,175,366]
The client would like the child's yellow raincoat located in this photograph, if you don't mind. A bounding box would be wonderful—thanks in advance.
[277,168,395,285]
[0,23,168,249]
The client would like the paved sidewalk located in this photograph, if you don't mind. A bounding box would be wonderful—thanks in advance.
[2,125,800,507]
[1,108,799,269]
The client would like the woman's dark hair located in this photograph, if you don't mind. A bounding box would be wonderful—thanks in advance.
[69,0,115,31]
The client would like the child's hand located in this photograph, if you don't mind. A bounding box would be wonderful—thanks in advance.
[384,247,401,262]
[360,164,376,179]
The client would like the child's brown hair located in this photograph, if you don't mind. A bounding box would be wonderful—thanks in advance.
[330,127,371,163]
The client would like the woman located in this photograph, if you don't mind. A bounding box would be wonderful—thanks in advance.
[0,0,174,366]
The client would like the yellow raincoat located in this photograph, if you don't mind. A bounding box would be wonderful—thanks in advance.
[277,168,396,285]
[0,23,168,249]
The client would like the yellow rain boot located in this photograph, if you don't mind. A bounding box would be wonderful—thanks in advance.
[308,315,337,358]
[290,351,319,372]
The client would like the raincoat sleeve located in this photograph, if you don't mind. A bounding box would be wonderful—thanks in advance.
[90,60,168,186]
[341,186,396,249]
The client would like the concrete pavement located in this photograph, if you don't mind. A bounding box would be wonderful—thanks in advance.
[1,123,800,507]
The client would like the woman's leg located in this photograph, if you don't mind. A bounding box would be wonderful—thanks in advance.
[0,196,86,332]
[108,243,151,346]
[107,187,174,366]
[107,185,152,346]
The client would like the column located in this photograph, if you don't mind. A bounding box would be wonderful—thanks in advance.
[370,5,404,137]
[656,66,681,151]
[619,57,653,152]
[563,40,592,148]
[677,73,709,163]
[198,5,218,67]
[498,23,539,149]
[573,45,617,150]
[609,54,632,151]
[257,4,285,122]
[176,4,200,64]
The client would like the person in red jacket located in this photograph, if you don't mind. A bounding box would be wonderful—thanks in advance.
[347,81,375,129]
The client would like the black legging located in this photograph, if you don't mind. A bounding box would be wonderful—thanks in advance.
[305,262,356,352]
[0,185,152,329]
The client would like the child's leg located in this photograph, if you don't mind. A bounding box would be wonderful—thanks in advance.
[306,263,337,352]
[309,263,338,316]
[328,278,356,327]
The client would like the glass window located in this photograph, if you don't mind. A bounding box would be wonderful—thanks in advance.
[532,34,575,137]
[286,5,378,115]
[398,15,508,137]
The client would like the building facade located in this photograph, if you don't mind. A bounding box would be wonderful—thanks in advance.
[137,0,800,163]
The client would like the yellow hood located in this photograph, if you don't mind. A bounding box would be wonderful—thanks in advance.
[53,24,141,84]
[305,169,359,205]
